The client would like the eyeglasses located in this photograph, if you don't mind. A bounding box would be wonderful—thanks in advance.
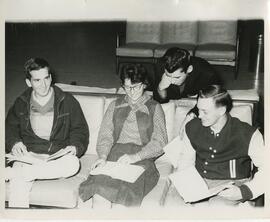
[123,83,143,91]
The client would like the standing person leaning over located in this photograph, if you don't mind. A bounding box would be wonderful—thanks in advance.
[154,47,221,104]
[5,58,89,208]
[79,63,168,208]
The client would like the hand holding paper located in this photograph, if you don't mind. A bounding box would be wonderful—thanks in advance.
[169,166,234,203]
[217,184,242,201]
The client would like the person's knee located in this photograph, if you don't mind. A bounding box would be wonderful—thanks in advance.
[61,155,80,178]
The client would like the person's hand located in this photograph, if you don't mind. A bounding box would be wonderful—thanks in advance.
[91,158,106,171]
[158,73,172,91]
[170,74,188,86]
[117,154,140,164]
[218,185,242,201]
[179,112,196,140]
[11,142,28,157]
[64,146,77,155]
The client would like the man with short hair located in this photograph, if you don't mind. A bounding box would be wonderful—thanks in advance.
[5,58,89,208]
[166,85,265,206]
[154,47,221,104]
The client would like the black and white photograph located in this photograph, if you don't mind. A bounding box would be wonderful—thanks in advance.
[1,0,269,220]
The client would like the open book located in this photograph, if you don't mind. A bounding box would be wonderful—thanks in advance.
[6,149,72,165]
[169,166,234,203]
[90,161,145,183]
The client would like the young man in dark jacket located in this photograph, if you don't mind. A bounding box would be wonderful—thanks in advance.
[154,47,221,104]
[5,58,89,208]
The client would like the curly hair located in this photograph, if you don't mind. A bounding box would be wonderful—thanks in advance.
[162,47,190,73]
[120,63,149,86]
[24,58,52,80]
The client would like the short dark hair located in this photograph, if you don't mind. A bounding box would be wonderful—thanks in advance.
[120,63,149,86]
[24,58,51,80]
[162,47,190,73]
[198,85,233,112]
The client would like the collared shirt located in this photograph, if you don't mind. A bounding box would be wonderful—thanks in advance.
[96,93,168,161]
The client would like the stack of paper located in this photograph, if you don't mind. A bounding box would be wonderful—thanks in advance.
[169,166,233,203]
[90,161,145,183]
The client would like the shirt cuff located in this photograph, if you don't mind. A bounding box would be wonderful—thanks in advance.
[239,184,253,202]
[130,153,141,163]
[99,154,107,160]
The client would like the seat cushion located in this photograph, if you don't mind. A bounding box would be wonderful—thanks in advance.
[154,43,196,58]
[195,44,236,61]
[116,43,158,57]
[5,176,84,208]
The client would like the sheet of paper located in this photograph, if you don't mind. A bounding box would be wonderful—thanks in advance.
[169,166,233,203]
[90,161,145,183]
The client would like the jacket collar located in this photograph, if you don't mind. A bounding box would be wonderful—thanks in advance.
[19,85,65,105]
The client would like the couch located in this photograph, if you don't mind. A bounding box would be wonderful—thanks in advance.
[5,85,258,209]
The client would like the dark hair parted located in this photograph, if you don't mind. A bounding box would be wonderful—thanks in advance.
[24,58,52,80]
[198,85,233,112]
[120,63,149,86]
[162,47,190,73]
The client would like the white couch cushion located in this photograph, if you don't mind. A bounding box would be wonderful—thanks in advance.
[230,104,253,125]
[161,102,176,142]
[73,95,105,155]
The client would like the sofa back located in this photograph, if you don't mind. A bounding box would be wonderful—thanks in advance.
[161,21,198,44]
[198,20,237,45]
[172,99,253,138]
[73,94,254,156]
[126,21,162,44]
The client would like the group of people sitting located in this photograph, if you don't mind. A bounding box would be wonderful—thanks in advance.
[5,47,265,208]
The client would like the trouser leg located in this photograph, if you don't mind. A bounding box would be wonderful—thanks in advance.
[7,154,80,208]
[20,154,80,181]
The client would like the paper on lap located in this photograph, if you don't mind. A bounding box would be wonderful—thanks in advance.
[169,166,234,203]
[6,149,72,165]
[162,136,184,168]
[90,161,145,183]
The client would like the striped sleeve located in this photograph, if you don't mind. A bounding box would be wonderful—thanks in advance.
[96,101,116,160]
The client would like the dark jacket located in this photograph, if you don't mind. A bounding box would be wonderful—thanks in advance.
[5,85,89,157]
[153,56,221,104]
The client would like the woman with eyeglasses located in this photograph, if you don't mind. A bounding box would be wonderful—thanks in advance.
[79,63,168,208]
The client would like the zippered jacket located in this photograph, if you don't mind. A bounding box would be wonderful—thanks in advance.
[5,85,89,157]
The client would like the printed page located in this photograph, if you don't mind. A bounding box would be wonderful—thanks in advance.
[90,161,145,183]
[169,166,232,203]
